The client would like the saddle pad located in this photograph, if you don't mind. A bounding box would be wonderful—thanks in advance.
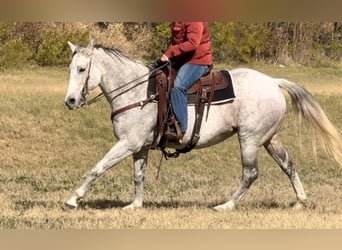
[187,70,235,105]
[147,69,235,105]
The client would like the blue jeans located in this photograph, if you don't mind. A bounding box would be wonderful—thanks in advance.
[171,63,208,133]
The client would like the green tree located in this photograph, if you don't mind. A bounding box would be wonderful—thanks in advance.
[36,30,89,66]
[0,39,33,68]
[210,22,271,63]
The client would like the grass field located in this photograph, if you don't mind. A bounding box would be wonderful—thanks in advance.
[0,65,342,229]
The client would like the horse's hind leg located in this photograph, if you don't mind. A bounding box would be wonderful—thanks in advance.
[214,143,260,211]
[264,136,307,208]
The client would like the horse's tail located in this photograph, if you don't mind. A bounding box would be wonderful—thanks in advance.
[278,79,342,166]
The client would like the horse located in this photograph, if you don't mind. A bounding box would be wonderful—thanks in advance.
[64,41,342,211]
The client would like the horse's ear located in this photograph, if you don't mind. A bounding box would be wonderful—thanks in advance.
[68,41,78,54]
[88,39,95,49]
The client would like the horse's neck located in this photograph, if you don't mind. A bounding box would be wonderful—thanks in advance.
[100,59,150,109]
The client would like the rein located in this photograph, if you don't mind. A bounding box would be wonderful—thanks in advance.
[80,60,168,112]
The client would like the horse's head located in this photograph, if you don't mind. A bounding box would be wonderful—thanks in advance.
[65,40,102,109]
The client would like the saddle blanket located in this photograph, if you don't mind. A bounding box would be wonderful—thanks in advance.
[148,69,236,105]
[187,70,235,105]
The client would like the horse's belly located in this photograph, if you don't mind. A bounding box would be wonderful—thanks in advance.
[186,104,237,148]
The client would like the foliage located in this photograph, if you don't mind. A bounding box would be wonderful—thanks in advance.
[0,22,341,68]
[0,39,33,68]
[210,22,272,63]
[35,30,89,66]
[152,22,171,59]
[0,23,89,68]
[121,22,170,61]
[0,22,11,43]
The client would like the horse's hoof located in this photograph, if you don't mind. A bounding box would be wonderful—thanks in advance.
[122,202,142,210]
[122,205,135,210]
[63,196,79,211]
[292,202,305,210]
[62,202,78,211]
[213,203,235,212]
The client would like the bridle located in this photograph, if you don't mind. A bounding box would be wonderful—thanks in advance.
[80,53,93,105]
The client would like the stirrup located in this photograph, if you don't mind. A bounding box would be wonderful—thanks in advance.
[165,121,183,142]
[164,131,179,142]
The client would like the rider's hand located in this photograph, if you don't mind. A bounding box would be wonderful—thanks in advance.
[160,54,169,62]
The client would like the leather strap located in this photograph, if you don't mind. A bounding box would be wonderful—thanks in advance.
[110,94,158,120]
[177,86,206,154]
[206,72,217,120]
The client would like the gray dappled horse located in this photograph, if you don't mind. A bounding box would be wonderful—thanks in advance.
[64,41,342,211]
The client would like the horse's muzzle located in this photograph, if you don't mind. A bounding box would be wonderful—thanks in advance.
[65,97,79,110]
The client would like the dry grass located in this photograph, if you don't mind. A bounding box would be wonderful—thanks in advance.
[0,65,342,229]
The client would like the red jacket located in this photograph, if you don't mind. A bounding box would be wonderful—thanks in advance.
[164,22,213,66]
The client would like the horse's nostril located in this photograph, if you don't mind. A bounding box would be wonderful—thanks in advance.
[66,98,76,107]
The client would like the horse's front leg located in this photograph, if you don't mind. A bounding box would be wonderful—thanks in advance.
[123,148,149,210]
[65,139,134,209]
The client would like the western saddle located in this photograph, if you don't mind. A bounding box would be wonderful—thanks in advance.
[152,63,231,156]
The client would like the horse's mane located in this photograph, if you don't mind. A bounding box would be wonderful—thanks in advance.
[94,44,132,63]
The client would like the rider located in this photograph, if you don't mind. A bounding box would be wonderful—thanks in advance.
[161,22,213,142]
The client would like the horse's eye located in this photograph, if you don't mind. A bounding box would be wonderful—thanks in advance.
[77,66,86,73]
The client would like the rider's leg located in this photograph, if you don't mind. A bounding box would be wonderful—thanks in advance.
[170,63,208,135]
